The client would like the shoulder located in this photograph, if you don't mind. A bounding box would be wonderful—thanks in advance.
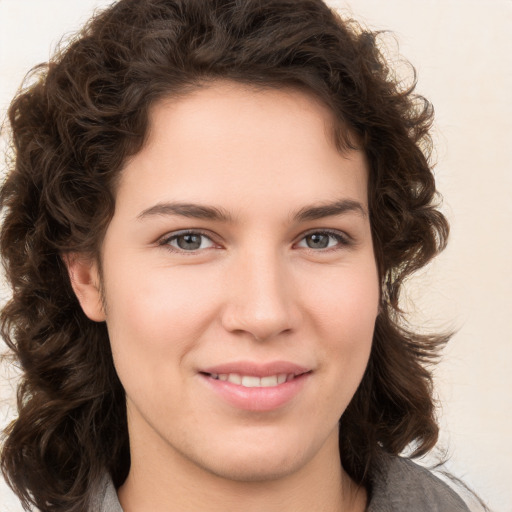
[367,454,470,512]
[89,473,124,512]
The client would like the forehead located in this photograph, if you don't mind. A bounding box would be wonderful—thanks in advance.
[146,81,339,156]
[115,81,368,220]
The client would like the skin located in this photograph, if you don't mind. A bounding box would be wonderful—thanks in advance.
[68,81,379,511]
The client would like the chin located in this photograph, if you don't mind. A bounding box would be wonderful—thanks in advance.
[180,431,319,484]
[200,451,308,483]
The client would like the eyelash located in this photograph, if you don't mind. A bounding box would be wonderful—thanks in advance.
[296,229,352,252]
[158,229,217,254]
[158,229,352,254]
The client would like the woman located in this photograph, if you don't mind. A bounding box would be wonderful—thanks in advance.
[0,0,471,510]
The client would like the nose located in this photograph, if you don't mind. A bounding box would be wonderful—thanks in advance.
[220,248,301,342]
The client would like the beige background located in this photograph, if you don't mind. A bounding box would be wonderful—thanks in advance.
[1,0,511,510]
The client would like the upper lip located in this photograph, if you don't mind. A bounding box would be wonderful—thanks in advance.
[200,361,311,377]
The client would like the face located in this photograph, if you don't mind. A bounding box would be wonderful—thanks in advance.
[72,82,379,483]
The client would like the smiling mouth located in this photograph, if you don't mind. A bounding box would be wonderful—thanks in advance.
[202,372,310,388]
[199,366,311,410]
[205,372,303,387]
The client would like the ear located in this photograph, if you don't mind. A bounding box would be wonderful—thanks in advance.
[62,253,106,322]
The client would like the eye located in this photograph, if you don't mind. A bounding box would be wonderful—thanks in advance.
[160,230,216,252]
[295,231,349,250]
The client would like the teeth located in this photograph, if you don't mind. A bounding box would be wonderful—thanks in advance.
[227,373,242,385]
[260,375,278,387]
[241,375,261,387]
[211,372,294,387]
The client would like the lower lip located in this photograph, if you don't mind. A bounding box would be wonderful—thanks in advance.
[200,373,310,412]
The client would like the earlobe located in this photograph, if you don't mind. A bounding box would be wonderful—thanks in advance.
[62,253,106,322]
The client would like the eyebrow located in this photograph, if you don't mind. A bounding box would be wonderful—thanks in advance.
[292,199,368,222]
[137,199,367,222]
[137,202,233,222]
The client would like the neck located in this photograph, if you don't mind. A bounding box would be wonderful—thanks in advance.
[118,428,366,512]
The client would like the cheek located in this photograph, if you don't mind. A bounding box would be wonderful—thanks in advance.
[300,260,379,397]
[301,260,379,337]
[103,265,223,379]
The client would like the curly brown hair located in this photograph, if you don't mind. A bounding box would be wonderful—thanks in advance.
[0,0,449,510]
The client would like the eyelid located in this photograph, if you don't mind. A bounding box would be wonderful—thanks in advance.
[294,228,353,250]
[156,227,354,254]
[158,229,221,253]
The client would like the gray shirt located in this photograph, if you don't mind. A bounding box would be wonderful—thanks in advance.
[91,456,470,511]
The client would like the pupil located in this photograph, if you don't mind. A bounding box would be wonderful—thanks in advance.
[178,234,201,250]
[307,233,329,249]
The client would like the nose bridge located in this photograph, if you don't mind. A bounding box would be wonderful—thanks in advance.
[222,243,298,341]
